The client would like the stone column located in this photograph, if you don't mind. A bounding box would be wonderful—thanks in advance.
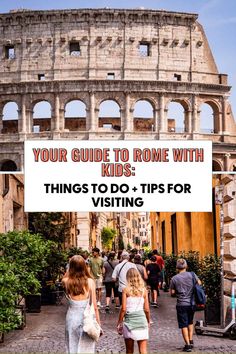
[192,95,199,133]
[224,153,231,171]
[217,111,223,134]
[185,110,192,133]
[26,109,33,133]
[124,93,132,131]
[154,109,158,132]
[0,112,3,133]
[159,94,165,132]
[53,94,60,131]
[19,95,27,133]
[222,98,228,134]
[120,108,125,132]
[86,108,90,131]
[89,92,96,131]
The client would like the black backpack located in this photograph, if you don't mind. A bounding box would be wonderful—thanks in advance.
[191,272,206,311]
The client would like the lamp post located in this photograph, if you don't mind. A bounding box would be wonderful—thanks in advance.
[116,212,124,251]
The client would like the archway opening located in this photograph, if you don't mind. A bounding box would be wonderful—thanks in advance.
[212,160,222,172]
[200,103,215,134]
[33,101,52,132]
[133,100,154,132]
[1,160,17,171]
[65,100,87,131]
[2,102,19,134]
[167,101,186,133]
[98,100,121,131]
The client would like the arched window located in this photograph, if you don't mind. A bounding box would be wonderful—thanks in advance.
[33,101,51,132]
[98,100,121,131]
[200,103,215,134]
[167,102,185,133]
[212,160,222,172]
[2,102,19,134]
[1,160,17,171]
[3,102,18,120]
[65,100,86,131]
[133,100,154,132]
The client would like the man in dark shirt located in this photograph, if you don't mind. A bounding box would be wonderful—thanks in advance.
[170,258,201,353]
[146,255,161,307]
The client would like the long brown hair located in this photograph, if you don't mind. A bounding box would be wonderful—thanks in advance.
[65,255,92,296]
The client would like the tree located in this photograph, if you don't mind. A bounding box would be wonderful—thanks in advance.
[101,227,116,250]
[28,212,69,244]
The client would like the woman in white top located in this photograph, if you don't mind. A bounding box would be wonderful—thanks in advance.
[117,268,150,354]
[62,255,101,353]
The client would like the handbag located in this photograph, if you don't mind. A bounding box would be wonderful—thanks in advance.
[83,293,101,341]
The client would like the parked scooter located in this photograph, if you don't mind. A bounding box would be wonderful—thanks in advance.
[195,277,236,339]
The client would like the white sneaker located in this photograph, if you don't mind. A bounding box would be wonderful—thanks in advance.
[97,301,102,308]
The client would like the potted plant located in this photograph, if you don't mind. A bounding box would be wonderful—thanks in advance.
[199,254,221,325]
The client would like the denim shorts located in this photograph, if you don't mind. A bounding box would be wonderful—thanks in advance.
[176,305,194,329]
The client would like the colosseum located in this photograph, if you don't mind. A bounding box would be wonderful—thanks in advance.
[0,8,236,171]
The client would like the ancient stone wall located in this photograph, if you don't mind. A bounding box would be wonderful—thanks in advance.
[0,8,235,171]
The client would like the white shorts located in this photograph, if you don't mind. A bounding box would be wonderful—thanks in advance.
[95,277,103,289]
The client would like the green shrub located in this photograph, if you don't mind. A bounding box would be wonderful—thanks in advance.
[199,254,221,304]
[0,231,51,333]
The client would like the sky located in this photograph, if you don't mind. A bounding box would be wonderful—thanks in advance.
[1,0,236,121]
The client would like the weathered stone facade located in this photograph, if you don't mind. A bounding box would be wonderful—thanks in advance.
[0,174,27,232]
[0,8,235,171]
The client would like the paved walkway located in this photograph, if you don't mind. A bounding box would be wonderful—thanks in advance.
[1,290,236,353]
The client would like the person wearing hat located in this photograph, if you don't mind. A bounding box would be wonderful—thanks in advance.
[112,250,137,305]
[170,258,201,353]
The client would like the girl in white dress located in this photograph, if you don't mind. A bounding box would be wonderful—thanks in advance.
[117,268,150,354]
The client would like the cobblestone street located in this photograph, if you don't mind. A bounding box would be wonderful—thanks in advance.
[1,290,236,353]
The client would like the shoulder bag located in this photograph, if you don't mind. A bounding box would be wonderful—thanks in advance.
[191,272,206,311]
[83,289,101,341]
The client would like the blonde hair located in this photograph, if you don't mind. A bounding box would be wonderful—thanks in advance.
[126,268,145,296]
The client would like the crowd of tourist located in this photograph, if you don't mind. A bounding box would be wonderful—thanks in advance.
[63,248,200,353]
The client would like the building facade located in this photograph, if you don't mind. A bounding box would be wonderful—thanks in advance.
[0,174,27,232]
[215,175,236,317]
[0,8,235,171]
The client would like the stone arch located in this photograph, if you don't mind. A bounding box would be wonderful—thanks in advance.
[212,159,223,172]
[32,100,52,133]
[133,99,155,132]
[0,159,18,171]
[63,93,90,110]
[199,99,221,134]
[64,100,87,131]
[166,99,190,133]
[2,101,19,134]
[98,99,121,131]
[230,161,236,172]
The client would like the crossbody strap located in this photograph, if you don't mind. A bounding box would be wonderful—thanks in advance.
[107,260,114,270]
[118,260,128,278]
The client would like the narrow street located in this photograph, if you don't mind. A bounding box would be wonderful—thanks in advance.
[1,290,236,354]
